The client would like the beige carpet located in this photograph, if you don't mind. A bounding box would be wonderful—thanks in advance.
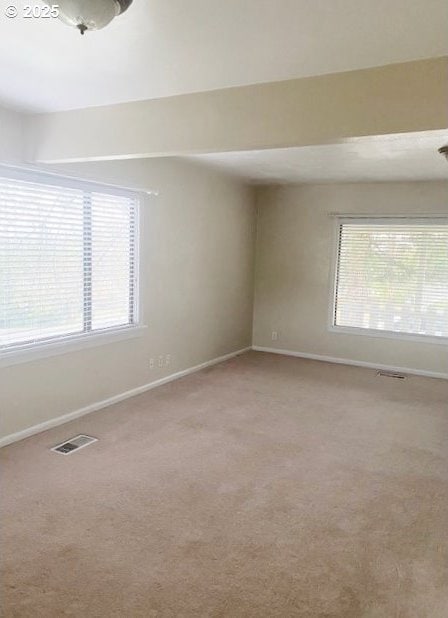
[1,351,448,617]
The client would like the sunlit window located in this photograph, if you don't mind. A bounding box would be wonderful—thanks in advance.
[332,219,448,340]
[0,172,139,352]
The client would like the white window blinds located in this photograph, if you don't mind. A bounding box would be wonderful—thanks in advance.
[0,173,138,351]
[333,219,448,339]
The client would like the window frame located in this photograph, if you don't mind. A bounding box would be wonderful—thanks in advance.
[0,166,146,368]
[328,216,448,346]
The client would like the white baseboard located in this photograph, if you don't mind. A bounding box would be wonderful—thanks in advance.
[3,344,445,448]
[252,346,448,380]
[0,347,251,449]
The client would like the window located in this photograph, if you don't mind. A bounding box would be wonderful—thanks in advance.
[0,169,140,358]
[331,218,448,341]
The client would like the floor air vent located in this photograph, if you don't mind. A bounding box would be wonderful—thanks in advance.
[377,371,406,380]
[51,435,97,455]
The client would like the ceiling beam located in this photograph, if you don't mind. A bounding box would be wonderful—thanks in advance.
[26,57,448,164]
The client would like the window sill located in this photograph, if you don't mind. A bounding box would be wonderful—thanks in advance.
[0,325,147,369]
[328,325,448,346]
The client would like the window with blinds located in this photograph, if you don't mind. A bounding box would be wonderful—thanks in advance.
[332,219,448,340]
[0,171,139,353]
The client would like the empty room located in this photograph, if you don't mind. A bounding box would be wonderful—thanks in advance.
[1,1,448,616]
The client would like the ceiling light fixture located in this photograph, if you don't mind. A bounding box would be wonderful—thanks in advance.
[49,0,134,35]
[439,145,448,163]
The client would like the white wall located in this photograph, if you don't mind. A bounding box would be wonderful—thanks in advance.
[253,182,448,376]
[0,158,256,439]
[0,105,24,162]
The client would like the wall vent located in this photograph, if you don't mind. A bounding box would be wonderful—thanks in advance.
[51,435,97,455]
[377,371,406,380]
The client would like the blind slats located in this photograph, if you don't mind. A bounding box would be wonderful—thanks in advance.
[334,222,448,338]
[0,175,138,350]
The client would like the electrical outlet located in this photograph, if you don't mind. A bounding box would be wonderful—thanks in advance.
[271,331,278,341]
[149,358,154,369]
[165,354,171,366]
[158,355,164,368]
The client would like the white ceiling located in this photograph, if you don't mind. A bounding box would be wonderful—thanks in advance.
[1,0,448,112]
[185,132,448,184]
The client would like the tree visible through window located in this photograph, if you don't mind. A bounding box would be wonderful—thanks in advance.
[333,220,448,338]
[0,173,138,351]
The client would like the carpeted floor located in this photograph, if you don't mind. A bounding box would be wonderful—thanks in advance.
[1,351,448,617]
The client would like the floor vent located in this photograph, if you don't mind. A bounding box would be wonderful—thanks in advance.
[51,435,97,455]
[377,371,406,380]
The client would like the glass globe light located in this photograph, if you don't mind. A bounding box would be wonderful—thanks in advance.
[54,0,133,35]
